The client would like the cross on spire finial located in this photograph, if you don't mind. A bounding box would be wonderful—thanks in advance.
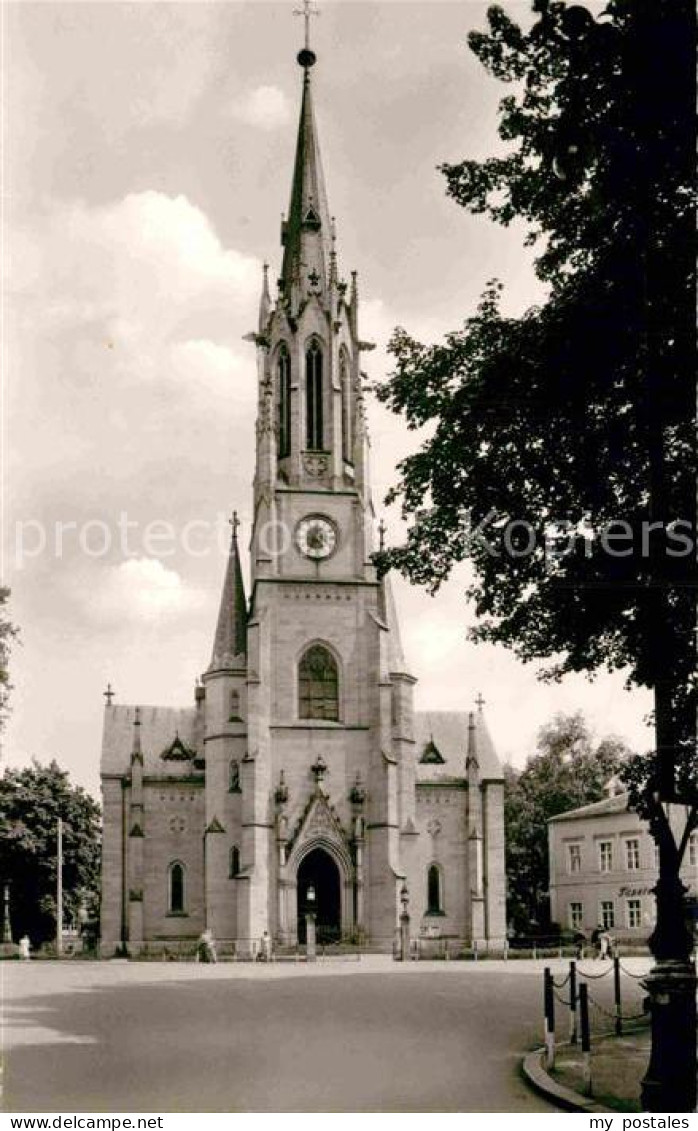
[475,692,486,712]
[294,0,320,53]
[310,754,327,785]
[103,683,115,707]
[229,511,241,541]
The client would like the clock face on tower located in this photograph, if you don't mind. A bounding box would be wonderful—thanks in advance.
[295,515,338,560]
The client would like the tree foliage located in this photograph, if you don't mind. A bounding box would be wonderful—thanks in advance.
[0,587,18,733]
[375,2,696,805]
[505,711,630,933]
[0,761,101,945]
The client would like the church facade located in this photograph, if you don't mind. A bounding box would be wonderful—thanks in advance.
[100,42,506,957]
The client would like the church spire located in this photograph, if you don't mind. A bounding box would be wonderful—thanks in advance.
[208,513,247,672]
[280,28,333,308]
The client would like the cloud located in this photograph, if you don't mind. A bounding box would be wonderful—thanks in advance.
[73,558,207,628]
[8,191,260,524]
[231,85,292,131]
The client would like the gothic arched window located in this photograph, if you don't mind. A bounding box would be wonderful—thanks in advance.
[427,864,443,914]
[229,689,242,722]
[277,344,291,458]
[230,845,241,878]
[340,350,352,463]
[229,760,241,793]
[298,644,339,721]
[168,861,186,915]
[305,339,324,451]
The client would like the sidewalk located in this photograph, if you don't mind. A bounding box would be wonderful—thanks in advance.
[524,1025,650,1113]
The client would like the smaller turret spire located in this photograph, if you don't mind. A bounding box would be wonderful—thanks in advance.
[131,707,143,765]
[258,263,271,333]
[466,710,479,776]
[208,513,247,672]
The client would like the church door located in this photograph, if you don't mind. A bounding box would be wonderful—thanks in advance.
[297,847,341,944]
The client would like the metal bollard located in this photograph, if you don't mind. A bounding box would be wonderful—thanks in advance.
[569,959,578,1044]
[580,982,592,1096]
[543,966,555,1069]
[613,955,622,1036]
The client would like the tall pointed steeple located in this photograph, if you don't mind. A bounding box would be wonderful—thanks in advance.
[280,44,333,309]
[208,513,247,672]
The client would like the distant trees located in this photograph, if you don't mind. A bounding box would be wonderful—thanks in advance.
[504,711,631,934]
[0,761,101,946]
[0,587,17,733]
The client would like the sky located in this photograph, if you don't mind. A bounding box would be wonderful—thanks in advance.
[4,0,653,797]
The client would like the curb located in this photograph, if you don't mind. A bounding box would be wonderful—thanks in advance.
[522,1047,614,1113]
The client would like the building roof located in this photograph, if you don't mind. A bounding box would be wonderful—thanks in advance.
[548,791,630,823]
[414,710,503,783]
[208,523,247,672]
[101,704,201,777]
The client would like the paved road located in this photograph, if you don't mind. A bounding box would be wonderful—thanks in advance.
[2,957,645,1113]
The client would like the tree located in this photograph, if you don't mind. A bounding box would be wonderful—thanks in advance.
[505,712,629,933]
[0,761,101,946]
[0,587,18,733]
[375,0,696,1109]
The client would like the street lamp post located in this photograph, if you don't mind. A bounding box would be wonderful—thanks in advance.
[56,817,63,958]
[305,884,317,962]
[2,883,12,944]
[399,882,410,962]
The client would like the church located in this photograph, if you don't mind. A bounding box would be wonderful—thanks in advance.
[99,33,506,957]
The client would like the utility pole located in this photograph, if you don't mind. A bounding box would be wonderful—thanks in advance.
[56,817,63,957]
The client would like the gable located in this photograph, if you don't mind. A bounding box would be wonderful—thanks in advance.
[420,739,445,765]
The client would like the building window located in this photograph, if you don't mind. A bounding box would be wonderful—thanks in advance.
[689,833,697,868]
[277,345,291,458]
[569,902,583,931]
[229,690,241,721]
[598,841,613,873]
[626,898,641,929]
[230,845,241,878]
[427,864,443,914]
[600,900,615,930]
[625,838,640,871]
[305,338,323,451]
[298,644,339,721]
[168,862,186,915]
[653,840,660,870]
[567,844,582,874]
[229,760,241,794]
[340,350,352,463]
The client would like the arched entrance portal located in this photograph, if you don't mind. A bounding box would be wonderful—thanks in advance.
[297,847,341,944]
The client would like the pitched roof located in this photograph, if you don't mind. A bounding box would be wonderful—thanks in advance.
[548,791,630,823]
[208,526,247,672]
[414,711,503,782]
[101,704,200,777]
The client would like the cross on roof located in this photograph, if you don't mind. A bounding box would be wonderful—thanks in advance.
[103,683,115,706]
[475,692,486,711]
[294,0,320,51]
[229,511,241,539]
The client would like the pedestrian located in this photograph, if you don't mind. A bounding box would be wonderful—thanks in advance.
[599,929,611,960]
[573,929,586,960]
[591,924,602,959]
[197,929,217,964]
[18,935,30,960]
[260,930,272,962]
